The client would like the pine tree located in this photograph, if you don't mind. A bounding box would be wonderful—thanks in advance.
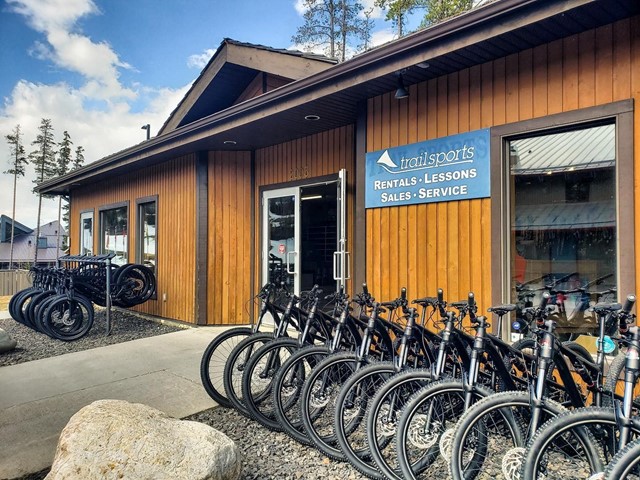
[374,0,425,37]
[29,118,57,264]
[421,0,473,26]
[72,146,85,171]
[55,131,73,254]
[60,145,86,248]
[4,124,28,269]
[293,0,370,61]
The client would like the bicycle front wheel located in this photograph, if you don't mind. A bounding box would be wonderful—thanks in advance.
[223,332,273,417]
[272,345,329,445]
[44,295,95,341]
[334,361,396,479]
[241,337,299,430]
[367,368,436,480]
[300,351,360,460]
[604,437,640,479]
[199,327,253,408]
[520,406,640,480]
[450,390,566,480]
[395,378,494,480]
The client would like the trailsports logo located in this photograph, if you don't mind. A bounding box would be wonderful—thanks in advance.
[365,128,490,209]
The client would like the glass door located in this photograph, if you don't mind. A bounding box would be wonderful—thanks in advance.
[263,188,300,295]
[263,175,349,296]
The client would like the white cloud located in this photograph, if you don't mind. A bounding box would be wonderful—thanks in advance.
[0,1,190,228]
[6,0,99,31]
[7,0,133,101]
[293,0,385,19]
[370,28,397,47]
[0,80,189,228]
[293,0,306,16]
[187,49,216,69]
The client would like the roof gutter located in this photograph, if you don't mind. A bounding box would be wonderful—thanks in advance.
[38,0,595,194]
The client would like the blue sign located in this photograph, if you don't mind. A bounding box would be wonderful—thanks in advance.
[365,129,491,208]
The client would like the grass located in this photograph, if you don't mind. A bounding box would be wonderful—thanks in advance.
[0,296,10,312]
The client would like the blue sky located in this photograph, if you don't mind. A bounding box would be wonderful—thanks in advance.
[0,0,417,228]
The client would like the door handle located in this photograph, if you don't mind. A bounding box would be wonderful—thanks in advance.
[287,251,297,274]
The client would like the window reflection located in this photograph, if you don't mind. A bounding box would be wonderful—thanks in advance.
[267,196,295,291]
[509,124,617,338]
[138,202,156,271]
[80,212,93,255]
[100,206,128,265]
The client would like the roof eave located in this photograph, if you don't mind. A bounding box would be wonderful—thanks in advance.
[38,0,612,195]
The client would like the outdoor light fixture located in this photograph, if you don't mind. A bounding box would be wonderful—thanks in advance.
[223,140,237,145]
[141,124,151,140]
[416,61,430,69]
[395,73,409,100]
[304,114,321,121]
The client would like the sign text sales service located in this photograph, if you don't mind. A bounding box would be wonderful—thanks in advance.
[365,128,490,209]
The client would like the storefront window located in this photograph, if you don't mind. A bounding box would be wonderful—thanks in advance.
[138,200,156,271]
[509,123,617,337]
[100,205,128,265]
[80,211,93,255]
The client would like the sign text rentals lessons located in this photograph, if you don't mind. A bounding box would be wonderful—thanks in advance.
[365,129,490,208]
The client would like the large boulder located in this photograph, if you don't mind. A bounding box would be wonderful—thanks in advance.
[0,327,17,353]
[46,399,241,480]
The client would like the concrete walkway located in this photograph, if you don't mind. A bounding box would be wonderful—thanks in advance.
[0,324,225,479]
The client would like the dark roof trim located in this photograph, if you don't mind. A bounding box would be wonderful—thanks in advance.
[158,38,337,135]
[39,0,607,195]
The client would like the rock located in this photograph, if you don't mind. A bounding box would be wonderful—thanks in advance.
[0,327,17,353]
[46,399,241,480]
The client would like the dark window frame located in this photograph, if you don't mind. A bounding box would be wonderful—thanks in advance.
[135,195,158,300]
[490,100,634,320]
[98,201,130,264]
[79,208,94,255]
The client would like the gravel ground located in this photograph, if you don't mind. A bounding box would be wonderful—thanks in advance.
[1,308,370,480]
[185,407,370,480]
[0,308,183,367]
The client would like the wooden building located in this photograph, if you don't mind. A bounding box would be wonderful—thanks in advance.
[39,0,640,337]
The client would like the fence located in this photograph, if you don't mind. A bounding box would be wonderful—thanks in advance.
[0,270,32,296]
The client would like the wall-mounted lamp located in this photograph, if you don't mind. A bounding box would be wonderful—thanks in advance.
[395,73,409,100]
[141,124,151,140]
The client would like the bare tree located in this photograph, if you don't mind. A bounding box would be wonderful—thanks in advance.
[29,118,57,265]
[4,124,28,269]
[374,0,425,37]
[293,0,370,61]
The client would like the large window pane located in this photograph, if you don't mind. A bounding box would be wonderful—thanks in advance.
[509,124,617,337]
[100,206,128,265]
[138,201,156,271]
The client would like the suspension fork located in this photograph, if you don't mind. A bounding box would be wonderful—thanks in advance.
[329,302,350,352]
[433,312,455,380]
[617,329,640,447]
[463,318,486,409]
[315,303,380,403]
[528,326,555,438]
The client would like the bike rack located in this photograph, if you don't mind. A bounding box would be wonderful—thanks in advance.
[57,253,116,335]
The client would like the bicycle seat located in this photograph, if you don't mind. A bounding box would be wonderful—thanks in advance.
[412,297,438,307]
[488,304,516,317]
[592,302,621,314]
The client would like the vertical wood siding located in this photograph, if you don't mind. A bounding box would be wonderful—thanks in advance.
[366,18,640,311]
[207,151,253,325]
[69,155,197,322]
[255,125,355,293]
